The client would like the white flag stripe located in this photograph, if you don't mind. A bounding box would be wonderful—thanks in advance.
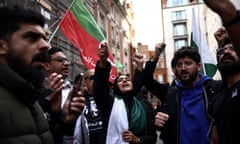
[192,8,216,65]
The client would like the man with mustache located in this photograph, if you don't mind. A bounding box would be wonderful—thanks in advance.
[39,47,86,143]
[154,47,222,144]
[0,5,85,144]
[210,36,240,144]
[43,47,71,110]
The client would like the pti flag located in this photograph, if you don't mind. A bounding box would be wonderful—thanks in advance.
[190,8,217,77]
[59,0,117,83]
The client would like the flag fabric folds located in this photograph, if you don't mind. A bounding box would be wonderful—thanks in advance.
[59,0,117,83]
[190,8,217,77]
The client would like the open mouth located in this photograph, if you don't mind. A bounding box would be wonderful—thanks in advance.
[122,83,130,88]
[221,56,234,63]
[180,72,189,79]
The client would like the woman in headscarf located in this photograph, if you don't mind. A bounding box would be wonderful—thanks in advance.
[92,40,156,144]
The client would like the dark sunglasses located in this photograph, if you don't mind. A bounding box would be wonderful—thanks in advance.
[51,57,69,63]
[84,75,94,80]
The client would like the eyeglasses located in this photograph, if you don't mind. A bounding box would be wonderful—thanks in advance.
[84,75,94,80]
[216,44,235,56]
[51,57,69,63]
[117,75,130,82]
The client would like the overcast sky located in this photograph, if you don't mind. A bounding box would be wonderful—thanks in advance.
[133,0,163,50]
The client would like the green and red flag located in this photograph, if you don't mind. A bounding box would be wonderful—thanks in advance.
[59,0,117,83]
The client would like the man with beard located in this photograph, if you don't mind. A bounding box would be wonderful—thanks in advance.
[0,5,85,144]
[209,37,240,144]
[32,49,84,144]
[154,47,222,144]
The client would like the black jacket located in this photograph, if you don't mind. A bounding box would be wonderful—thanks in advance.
[159,79,222,144]
[0,62,54,144]
[143,59,169,104]
[143,59,222,144]
[93,61,157,144]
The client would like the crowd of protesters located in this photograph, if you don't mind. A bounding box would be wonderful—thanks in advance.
[1,0,240,143]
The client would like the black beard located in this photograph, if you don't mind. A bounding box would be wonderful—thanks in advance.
[6,53,45,89]
[178,70,199,85]
[217,60,240,76]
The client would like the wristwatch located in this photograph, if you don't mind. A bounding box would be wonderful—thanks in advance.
[223,10,240,28]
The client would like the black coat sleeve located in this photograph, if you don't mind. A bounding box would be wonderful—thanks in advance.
[92,60,114,138]
[143,60,169,103]
[139,100,157,144]
[132,69,144,96]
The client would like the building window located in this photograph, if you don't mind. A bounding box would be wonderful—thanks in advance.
[111,4,115,19]
[99,13,106,29]
[160,52,165,58]
[124,63,128,73]
[116,10,120,25]
[99,13,106,36]
[116,31,120,49]
[111,26,115,45]
[157,61,165,69]
[167,0,189,7]
[171,10,186,21]
[173,23,187,36]
[175,39,187,50]
[143,54,147,59]
[157,74,163,83]
[160,61,165,68]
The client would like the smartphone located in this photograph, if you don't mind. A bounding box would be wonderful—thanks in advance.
[72,73,84,98]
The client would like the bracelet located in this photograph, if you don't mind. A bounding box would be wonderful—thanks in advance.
[223,10,240,28]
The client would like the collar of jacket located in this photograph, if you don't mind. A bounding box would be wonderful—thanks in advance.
[0,62,35,105]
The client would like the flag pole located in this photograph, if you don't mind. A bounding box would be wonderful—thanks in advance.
[48,17,61,30]
[48,0,78,44]
[48,25,59,44]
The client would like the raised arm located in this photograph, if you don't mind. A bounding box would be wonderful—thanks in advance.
[204,0,240,49]
[132,53,145,95]
[93,40,112,113]
[214,27,228,48]
[143,42,169,103]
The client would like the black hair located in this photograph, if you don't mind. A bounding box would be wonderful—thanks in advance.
[173,46,201,67]
[32,50,51,63]
[48,47,64,56]
[171,57,176,68]
[221,37,232,48]
[216,37,240,62]
[0,5,45,40]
